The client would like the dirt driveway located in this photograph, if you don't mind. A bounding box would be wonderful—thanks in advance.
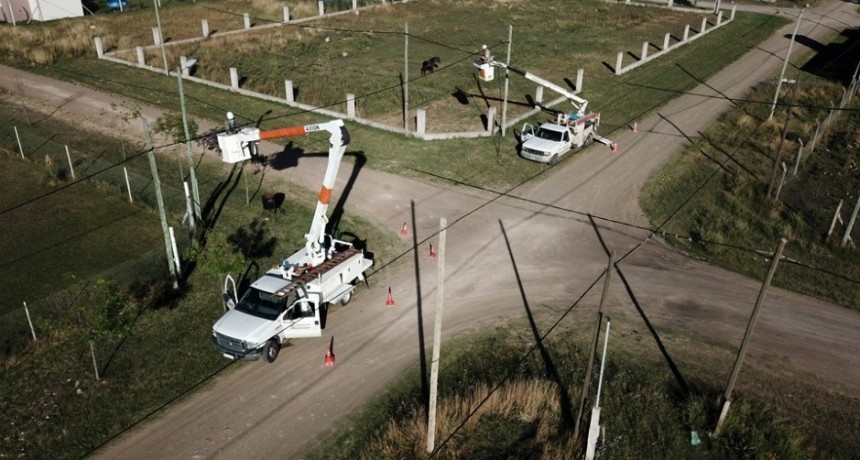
[2,1,859,458]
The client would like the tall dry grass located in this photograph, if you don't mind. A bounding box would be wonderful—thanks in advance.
[361,379,580,460]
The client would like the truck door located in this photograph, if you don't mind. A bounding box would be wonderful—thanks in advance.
[281,299,323,338]
[520,123,534,141]
[222,275,238,311]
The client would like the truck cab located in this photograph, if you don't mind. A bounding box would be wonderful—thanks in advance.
[212,273,323,362]
[519,112,599,165]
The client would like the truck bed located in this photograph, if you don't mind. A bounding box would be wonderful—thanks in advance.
[273,247,361,297]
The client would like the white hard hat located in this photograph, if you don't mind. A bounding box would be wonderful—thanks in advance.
[482,45,487,49]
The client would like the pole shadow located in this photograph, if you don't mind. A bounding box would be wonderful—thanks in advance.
[411,201,429,408]
[587,215,690,396]
[499,220,575,433]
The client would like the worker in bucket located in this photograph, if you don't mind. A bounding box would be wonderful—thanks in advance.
[480,45,491,64]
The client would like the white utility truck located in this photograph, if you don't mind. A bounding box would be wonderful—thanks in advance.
[211,116,372,363]
[475,50,614,164]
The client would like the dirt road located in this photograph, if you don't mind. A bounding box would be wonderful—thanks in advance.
[2,1,859,458]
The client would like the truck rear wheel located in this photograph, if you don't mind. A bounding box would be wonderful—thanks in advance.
[585,133,594,147]
[263,339,280,363]
[339,289,353,306]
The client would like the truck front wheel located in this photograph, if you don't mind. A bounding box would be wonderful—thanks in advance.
[549,154,559,165]
[263,339,280,363]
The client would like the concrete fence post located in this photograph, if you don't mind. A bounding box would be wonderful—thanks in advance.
[136,46,145,66]
[731,4,736,20]
[487,106,496,134]
[283,6,290,22]
[535,86,544,106]
[641,42,649,61]
[285,80,294,102]
[792,139,804,176]
[180,56,189,76]
[717,11,723,26]
[346,93,355,118]
[230,68,239,89]
[416,109,426,135]
[352,0,357,11]
[152,27,161,46]
[576,68,584,93]
[244,12,250,29]
[94,37,104,58]
[202,19,209,38]
[663,33,670,50]
[615,52,623,75]
[701,17,707,34]
[667,0,673,8]
[318,0,324,16]
[683,24,690,42]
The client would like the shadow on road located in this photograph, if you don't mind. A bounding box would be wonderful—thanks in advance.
[499,220,576,434]
[587,215,690,396]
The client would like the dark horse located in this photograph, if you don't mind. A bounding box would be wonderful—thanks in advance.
[421,57,441,75]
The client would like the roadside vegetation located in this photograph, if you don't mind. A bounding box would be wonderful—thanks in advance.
[303,320,859,459]
[640,53,860,309]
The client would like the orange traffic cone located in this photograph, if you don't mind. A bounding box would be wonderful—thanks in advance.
[385,287,395,308]
[429,243,437,259]
[324,348,335,367]
[400,223,409,236]
[610,142,619,153]
[632,122,638,133]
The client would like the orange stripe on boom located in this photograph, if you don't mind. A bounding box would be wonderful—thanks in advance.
[259,126,307,140]
[318,186,332,204]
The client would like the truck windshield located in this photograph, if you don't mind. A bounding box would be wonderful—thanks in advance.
[235,288,284,321]
[535,128,563,142]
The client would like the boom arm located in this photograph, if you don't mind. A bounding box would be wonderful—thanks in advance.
[475,57,588,115]
[216,117,350,267]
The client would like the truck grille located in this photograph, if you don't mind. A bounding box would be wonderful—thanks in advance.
[214,332,246,353]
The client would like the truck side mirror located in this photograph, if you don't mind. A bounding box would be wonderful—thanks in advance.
[222,293,236,311]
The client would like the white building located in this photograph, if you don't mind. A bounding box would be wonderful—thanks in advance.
[1,0,83,23]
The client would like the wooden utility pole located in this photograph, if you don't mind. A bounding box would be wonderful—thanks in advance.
[143,117,179,289]
[501,25,513,137]
[153,0,169,74]
[574,251,615,441]
[768,8,805,121]
[403,22,409,131]
[426,217,447,454]
[177,70,201,219]
[714,238,787,437]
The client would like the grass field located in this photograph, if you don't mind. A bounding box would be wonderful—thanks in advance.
[1,0,786,190]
